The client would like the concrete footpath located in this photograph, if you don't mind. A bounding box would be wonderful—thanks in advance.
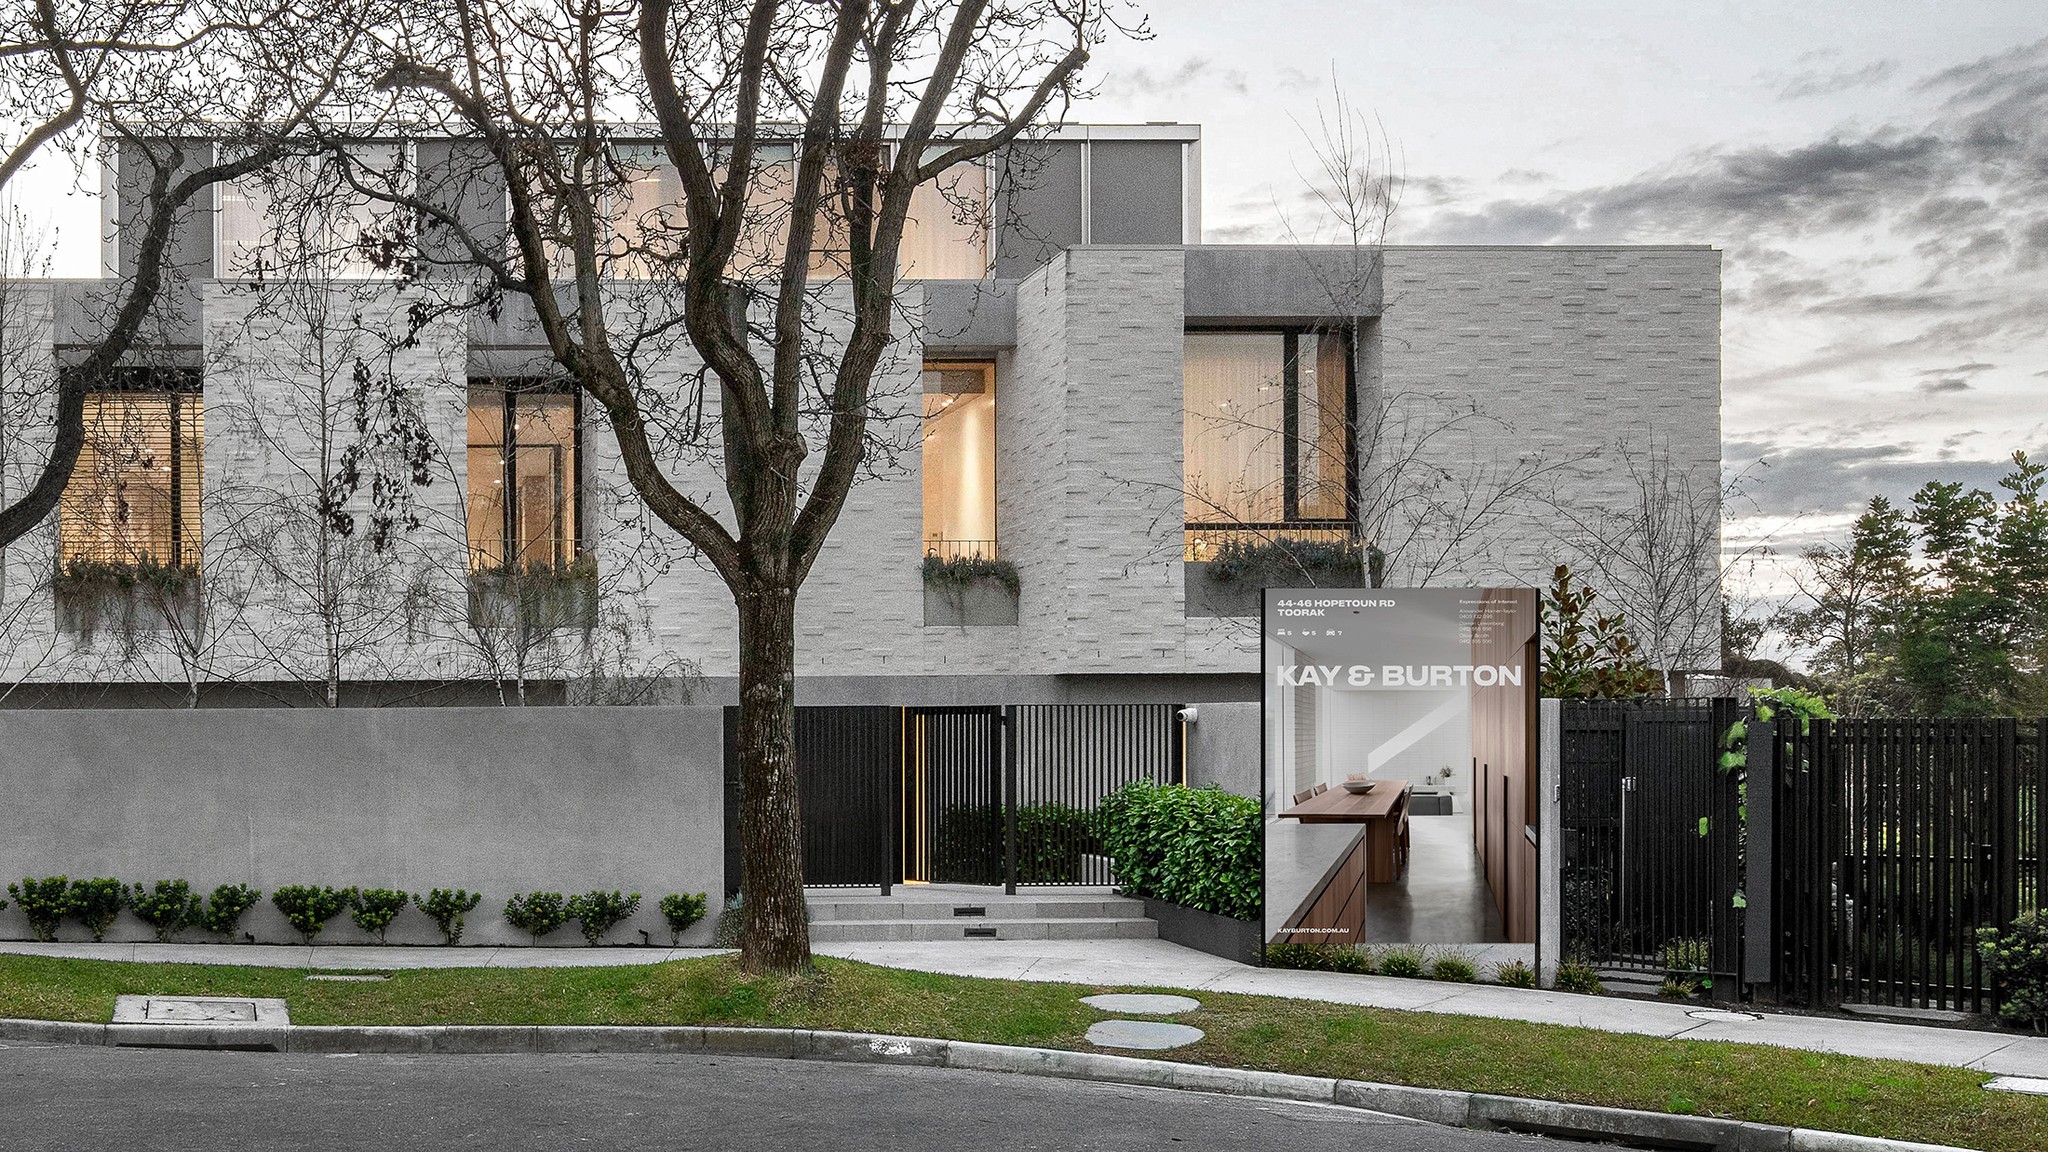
[5,937,2048,1079]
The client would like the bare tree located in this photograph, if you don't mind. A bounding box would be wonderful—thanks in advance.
[253,0,1136,972]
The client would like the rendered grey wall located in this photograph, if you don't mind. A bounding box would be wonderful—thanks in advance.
[991,142,1083,278]
[1187,701,1261,799]
[0,707,725,946]
[1088,141,1184,246]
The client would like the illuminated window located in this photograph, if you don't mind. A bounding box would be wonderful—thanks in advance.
[217,144,411,279]
[1183,329,1353,559]
[465,381,580,570]
[922,361,997,560]
[57,370,204,569]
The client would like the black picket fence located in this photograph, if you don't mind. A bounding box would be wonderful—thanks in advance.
[1769,717,2048,1013]
[1560,699,1743,995]
[725,703,1183,895]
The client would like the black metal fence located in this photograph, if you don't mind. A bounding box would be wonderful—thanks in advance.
[726,703,1185,895]
[1560,699,1741,993]
[1769,717,2048,1012]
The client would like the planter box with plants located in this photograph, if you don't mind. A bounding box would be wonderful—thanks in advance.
[51,558,203,635]
[922,554,1019,627]
[1098,780,1263,963]
[1184,537,1369,618]
[468,557,599,631]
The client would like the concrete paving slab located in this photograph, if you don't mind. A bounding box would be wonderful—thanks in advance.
[1080,994,1201,1015]
[1675,1010,2017,1068]
[1983,1074,2048,1095]
[1083,1020,1205,1050]
[1964,1037,2048,1078]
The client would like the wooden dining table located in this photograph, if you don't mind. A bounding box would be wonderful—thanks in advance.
[1278,782,1411,884]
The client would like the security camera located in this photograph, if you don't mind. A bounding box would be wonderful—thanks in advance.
[1176,705,1198,724]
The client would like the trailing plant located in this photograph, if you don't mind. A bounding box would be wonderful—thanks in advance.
[50,556,200,598]
[920,554,1020,597]
[1429,949,1477,983]
[658,893,709,946]
[1097,781,1262,922]
[1716,686,1837,914]
[1493,959,1538,988]
[1979,910,2048,1030]
[271,885,356,945]
[127,880,202,943]
[7,876,70,942]
[504,891,569,942]
[199,884,262,939]
[348,889,410,943]
[1378,944,1427,979]
[1204,536,1365,587]
[1539,564,1663,699]
[1555,959,1605,995]
[415,888,483,946]
[565,890,641,947]
[469,556,600,630]
[712,894,744,949]
[1265,943,1376,974]
[65,877,127,942]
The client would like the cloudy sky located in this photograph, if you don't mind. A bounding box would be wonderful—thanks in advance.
[1089,1,2048,598]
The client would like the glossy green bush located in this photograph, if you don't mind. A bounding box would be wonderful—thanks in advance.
[348,889,409,943]
[66,878,126,942]
[658,893,709,945]
[565,891,641,947]
[1980,910,2048,1028]
[505,891,569,942]
[415,888,483,945]
[199,884,262,939]
[8,876,70,942]
[128,880,202,943]
[1097,781,1261,922]
[271,885,356,945]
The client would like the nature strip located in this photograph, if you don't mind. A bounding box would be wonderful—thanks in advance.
[0,1017,1976,1152]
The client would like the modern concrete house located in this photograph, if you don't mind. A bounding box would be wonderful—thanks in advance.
[0,123,1719,950]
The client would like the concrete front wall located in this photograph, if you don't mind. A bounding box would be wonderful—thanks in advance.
[0,706,725,946]
[1375,246,1723,659]
[1186,700,1261,799]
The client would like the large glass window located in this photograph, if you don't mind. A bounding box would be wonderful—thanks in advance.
[57,370,204,569]
[218,144,411,279]
[921,360,997,560]
[465,381,580,570]
[1183,329,1353,558]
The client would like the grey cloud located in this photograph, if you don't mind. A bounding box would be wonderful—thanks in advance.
[1730,440,2020,521]
[1917,378,1971,394]
[1100,57,1247,100]
[1777,59,1899,101]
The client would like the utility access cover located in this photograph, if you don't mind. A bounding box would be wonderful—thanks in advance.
[112,996,289,1027]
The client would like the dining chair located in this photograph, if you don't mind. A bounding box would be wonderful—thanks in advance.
[1291,788,1315,806]
[1313,781,1329,795]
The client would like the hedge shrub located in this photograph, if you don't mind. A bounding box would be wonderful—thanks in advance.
[505,891,569,941]
[66,877,126,942]
[348,889,409,943]
[415,888,483,945]
[271,885,356,944]
[566,890,641,946]
[1096,781,1261,922]
[8,876,70,942]
[129,880,202,942]
[658,893,708,945]
[1980,910,2048,1029]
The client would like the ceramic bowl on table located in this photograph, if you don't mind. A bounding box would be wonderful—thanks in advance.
[1340,779,1376,794]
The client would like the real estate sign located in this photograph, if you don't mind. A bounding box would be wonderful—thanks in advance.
[1262,588,1540,952]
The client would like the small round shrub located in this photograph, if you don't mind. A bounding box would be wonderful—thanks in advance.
[348,889,409,943]
[415,888,483,945]
[1555,959,1604,995]
[1378,945,1427,979]
[272,885,356,945]
[66,877,127,942]
[1492,959,1538,988]
[128,880,201,943]
[1429,950,1477,983]
[200,884,262,939]
[1980,910,2048,1028]
[565,890,641,947]
[8,876,71,942]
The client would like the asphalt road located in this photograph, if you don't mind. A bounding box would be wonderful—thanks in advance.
[0,1045,1569,1151]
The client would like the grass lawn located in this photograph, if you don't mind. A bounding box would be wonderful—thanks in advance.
[0,952,2039,1152]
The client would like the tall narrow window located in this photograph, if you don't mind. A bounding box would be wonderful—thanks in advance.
[57,369,204,570]
[921,361,997,560]
[900,162,989,280]
[466,381,580,570]
[1183,328,1354,558]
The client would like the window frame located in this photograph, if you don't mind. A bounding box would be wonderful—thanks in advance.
[56,366,204,571]
[919,358,1000,561]
[465,377,585,572]
[214,141,416,281]
[1182,324,1359,536]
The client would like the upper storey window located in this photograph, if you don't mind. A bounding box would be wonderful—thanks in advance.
[1183,329,1354,559]
[217,144,412,280]
[598,144,988,281]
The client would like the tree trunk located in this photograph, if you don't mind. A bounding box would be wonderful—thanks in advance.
[735,579,810,973]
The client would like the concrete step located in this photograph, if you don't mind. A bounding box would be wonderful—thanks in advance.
[808,917,1159,943]
[805,896,1144,922]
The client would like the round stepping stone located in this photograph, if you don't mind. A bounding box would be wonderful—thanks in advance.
[1685,1008,1760,1023]
[1085,1019,1205,1050]
[1080,993,1200,1016]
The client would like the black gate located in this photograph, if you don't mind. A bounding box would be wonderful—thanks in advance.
[1561,699,1741,993]
[1770,718,2048,1012]
[726,703,1186,895]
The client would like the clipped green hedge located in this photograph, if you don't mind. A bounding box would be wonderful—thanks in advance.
[1097,781,1261,922]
